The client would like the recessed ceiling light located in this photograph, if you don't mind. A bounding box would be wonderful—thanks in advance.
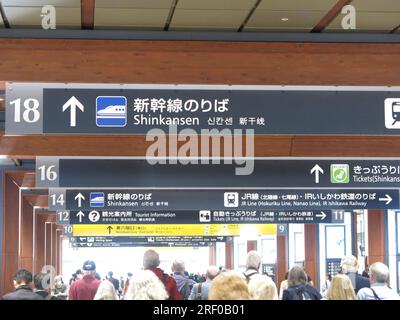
[0,98,4,101]
[281,18,289,22]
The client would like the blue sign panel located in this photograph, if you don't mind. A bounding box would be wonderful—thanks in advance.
[90,192,105,208]
[96,96,127,127]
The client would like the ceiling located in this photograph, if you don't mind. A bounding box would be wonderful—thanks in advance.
[0,0,399,33]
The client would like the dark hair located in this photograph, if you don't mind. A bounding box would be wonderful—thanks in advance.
[307,274,312,282]
[95,273,101,280]
[34,272,48,290]
[285,272,289,280]
[76,269,82,275]
[108,271,113,277]
[14,269,33,285]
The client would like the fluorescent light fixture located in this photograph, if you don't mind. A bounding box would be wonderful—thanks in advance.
[281,18,289,22]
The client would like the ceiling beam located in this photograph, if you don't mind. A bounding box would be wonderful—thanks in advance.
[390,24,400,34]
[163,0,178,31]
[311,0,353,33]
[0,1,10,28]
[238,0,263,32]
[81,0,95,30]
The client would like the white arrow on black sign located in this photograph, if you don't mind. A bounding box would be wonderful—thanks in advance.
[74,193,85,207]
[378,194,392,205]
[62,96,84,127]
[310,164,324,184]
[76,211,85,223]
[315,211,327,220]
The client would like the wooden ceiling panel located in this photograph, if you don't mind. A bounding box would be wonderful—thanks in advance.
[292,136,400,157]
[1,39,400,85]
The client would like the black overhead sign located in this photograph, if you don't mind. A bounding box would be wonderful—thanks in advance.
[49,188,399,211]
[67,209,339,225]
[5,82,400,135]
[70,236,228,248]
[40,157,400,188]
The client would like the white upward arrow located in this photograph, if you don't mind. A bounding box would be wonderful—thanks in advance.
[74,193,85,208]
[310,164,324,184]
[62,96,84,127]
[76,211,85,223]
[316,211,327,220]
[378,194,392,205]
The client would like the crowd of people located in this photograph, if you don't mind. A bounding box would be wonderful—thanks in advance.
[1,250,399,300]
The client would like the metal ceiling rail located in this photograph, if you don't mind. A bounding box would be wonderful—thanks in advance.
[0,29,399,43]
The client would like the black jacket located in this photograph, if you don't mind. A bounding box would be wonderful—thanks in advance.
[282,284,322,300]
[346,272,370,293]
[2,285,43,300]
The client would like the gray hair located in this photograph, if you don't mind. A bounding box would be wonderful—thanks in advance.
[143,249,160,268]
[171,259,185,273]
[340,255,358,273]
[206,265,220,280]
[246,251,261,270]
[287,266,308,287]
[369,262,390,284]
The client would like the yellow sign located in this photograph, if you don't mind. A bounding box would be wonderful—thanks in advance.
[73,224,277,237]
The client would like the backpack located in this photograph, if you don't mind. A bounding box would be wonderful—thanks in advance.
[243,270,258,283]
[286,286,314,300]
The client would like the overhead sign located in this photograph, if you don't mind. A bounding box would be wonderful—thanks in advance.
[39,157,400,188]
[70,236,229,248]
[6,82,400,135]
[67,209,336,225]
[72,224,277,237]
[49,188,399,211]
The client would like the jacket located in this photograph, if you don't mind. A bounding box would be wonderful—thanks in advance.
[345,272,370,293]
[188,279,213,300]
[282,284,322,300]
[68,274,101,300]
[2,285,43,300]
[172,272,196,300]
[147,267,181,300]
[35,290,58,300]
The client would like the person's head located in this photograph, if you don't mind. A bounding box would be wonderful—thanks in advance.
[248,274,278,300]
[125,270,168,300]
[127,272,133,278]
[94,280,117,300]
[54,275,63,285]
[171,259,186,274]
[209,271,250,300]
[33,272,50,292]
[143,249,160,269]
[82,260,96,276]
[75,269,83,279]
[108,271,113,278]
[287,266,308,287]
[206,265,220,281]
[369,262,390,285]
[246,251,261,271]
[340,255,358,274]
[13,269,33,288]
[326,274,356,300]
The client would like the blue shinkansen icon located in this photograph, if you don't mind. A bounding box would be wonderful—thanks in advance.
[96,96,127,127]
[90,192,105,208]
